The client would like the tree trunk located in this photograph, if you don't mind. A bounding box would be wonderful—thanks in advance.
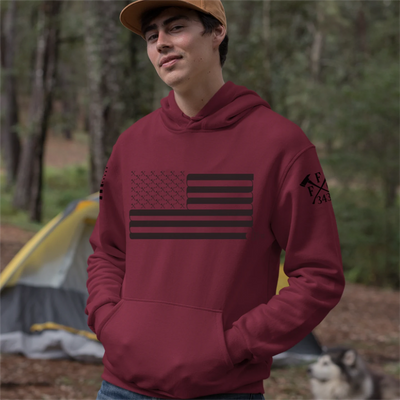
[238,1,257,39]
[84,2,106,193]
[0,8,6,153]
[310,3,325,83]
[261,0,272,106]
[384,170,398,210]
[84,0,126,193]
[1,0,21,187]
[58,63,77,140]
[356,3,367,55]
[352,2,367,79]
[12,0,62,222]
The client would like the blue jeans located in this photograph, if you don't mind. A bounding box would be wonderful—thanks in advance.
[97,380,265,400]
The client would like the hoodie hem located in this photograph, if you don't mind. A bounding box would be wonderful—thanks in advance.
[101,367,266,399]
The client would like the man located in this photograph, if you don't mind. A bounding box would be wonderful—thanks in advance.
[85,1,345,399]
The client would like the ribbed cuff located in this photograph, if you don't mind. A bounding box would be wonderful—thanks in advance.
[224,327,252,365]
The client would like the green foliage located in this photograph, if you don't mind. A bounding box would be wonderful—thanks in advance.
[331,187,399,289]
[0,183,43,232]
[1,164,90,230]
[267,2,397,288]
[44,165,89,212]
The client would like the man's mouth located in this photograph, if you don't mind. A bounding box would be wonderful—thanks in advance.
[159,55,182,68]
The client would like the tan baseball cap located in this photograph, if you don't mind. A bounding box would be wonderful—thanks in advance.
[120,0,227,38]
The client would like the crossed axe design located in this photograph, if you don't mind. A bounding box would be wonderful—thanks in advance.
[300,174,329,205]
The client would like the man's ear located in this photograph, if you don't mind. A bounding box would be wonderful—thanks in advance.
[212,24,226,48]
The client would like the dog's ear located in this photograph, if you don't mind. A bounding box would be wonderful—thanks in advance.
[343,349,357,367]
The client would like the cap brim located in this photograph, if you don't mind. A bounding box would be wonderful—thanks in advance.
[120,0,213,37]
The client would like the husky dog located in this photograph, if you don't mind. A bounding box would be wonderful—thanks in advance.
[307,347,400,400]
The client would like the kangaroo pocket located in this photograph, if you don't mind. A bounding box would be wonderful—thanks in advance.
[98,298,235,395]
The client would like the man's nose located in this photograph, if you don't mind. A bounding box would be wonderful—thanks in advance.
[156,30,171,52]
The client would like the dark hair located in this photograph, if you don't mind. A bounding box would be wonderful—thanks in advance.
[141,7,229,67]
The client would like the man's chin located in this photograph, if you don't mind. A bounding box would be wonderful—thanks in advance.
[158,74,187,91]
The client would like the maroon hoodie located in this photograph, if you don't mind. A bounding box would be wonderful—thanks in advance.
[85,81,345,399]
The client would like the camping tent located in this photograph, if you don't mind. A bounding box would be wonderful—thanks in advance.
[0,193,321,364]
[0,193,101,361]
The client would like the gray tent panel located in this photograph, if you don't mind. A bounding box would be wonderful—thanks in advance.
[0,331,103,361]
[272,333,322,367]
[1,285,90,334]
[0,283,105,360]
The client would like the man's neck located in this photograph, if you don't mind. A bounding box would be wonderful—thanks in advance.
[173,73,225,118]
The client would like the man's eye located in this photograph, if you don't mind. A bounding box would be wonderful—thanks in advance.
[146,33,157,42]
[171,25,183,31]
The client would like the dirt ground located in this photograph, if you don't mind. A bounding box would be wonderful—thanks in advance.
[1,135,399,399]
[43,134,89,169]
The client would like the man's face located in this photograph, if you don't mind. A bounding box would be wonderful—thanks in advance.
[144,7,222,91]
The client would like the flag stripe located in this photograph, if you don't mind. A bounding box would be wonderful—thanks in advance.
[187,186,253,193]
[129,209,253,216]
[187,174,253,180]
[129,233,247,239]
[187,197,253,204]
[129,220,253,227]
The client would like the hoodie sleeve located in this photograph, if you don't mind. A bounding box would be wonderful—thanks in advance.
[85,145,126,339]
[224,145,345,365]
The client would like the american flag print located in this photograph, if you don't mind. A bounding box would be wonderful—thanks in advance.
[130,171,254,239]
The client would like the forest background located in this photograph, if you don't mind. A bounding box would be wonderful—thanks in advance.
[1,0,399,290]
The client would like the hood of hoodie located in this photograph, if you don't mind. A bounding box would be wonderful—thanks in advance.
[160,81,271,133]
